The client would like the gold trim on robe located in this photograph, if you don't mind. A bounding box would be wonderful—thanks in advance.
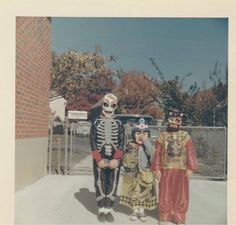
[158,131,190,170]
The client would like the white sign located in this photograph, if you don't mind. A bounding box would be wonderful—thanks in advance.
[68,111,88,120]
[49,96,67,121]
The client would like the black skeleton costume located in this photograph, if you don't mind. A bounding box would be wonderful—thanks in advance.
[90,93,125,223]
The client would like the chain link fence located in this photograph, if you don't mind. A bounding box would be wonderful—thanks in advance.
[183,126,227,179]
[47,116,92,175]
[47,117,227,180]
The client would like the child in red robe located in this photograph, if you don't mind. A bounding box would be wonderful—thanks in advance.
[151,108,198,225]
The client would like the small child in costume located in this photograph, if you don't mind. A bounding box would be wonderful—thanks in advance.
[119,118,157,222]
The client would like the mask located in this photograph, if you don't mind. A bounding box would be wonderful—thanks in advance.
[102,94,117,118]
[167,110,183,131]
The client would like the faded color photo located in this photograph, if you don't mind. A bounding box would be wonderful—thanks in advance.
[15,17,227,224]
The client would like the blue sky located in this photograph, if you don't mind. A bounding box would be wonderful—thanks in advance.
[51,17,228,90]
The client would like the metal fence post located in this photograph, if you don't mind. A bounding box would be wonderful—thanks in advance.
[57,138,61,174]
[48,115,54,175]
[70,125,73,173]
[223,127,227,179]
[64,116,68,175]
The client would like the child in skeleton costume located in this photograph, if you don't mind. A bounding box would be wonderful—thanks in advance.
[119,118,156,222]
[151,109,198,225]
[90,93,125,223]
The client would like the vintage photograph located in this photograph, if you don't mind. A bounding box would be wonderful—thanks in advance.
[15,17,227,224]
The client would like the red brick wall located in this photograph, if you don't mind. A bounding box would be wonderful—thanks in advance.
[16,17,51,139]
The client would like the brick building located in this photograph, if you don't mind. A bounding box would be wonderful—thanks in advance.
[15,17,51,191]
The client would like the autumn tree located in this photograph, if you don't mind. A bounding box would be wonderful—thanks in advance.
[149,57,228,126]
[149,58,200,125]
[208,62,227,126]
[51,46,121,111]
[114,71,163,119]
[184,62,227,126]
[190,89,217,126]
[152,76,200,126]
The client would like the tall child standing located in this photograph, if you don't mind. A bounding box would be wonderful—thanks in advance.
[90,93,125,223]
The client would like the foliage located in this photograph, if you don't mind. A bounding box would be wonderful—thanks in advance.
[114,71,164,118]
[150,58,227,126]
[189,62,228,126]
[51,47,120,111]
[208,62,227,126]
[51,48,227,126]
[153,77,198,125]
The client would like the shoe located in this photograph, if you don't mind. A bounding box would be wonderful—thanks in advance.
[129,212,138,221]
[97,212,106,222]
[138,211,147,222]
[106,212,114,223]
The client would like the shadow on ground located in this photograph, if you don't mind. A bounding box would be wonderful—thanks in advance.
[74,188,97,215]
[74,188,158,219]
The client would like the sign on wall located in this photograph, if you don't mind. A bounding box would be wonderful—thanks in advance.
[68,110,88,120]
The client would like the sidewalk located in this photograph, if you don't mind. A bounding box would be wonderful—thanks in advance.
[15,157,227,225]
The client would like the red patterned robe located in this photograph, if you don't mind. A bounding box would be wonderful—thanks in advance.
[151,130,198,224]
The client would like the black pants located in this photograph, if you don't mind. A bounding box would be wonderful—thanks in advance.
[93,160,121,208]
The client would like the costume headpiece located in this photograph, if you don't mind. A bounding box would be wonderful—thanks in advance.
[132,117,150,133]
[131,118,150,143]
[167,108,183,132]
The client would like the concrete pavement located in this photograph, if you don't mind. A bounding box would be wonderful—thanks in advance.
[15,156,226,225]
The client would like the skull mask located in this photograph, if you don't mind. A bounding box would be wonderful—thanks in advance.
[102,93,117,118]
